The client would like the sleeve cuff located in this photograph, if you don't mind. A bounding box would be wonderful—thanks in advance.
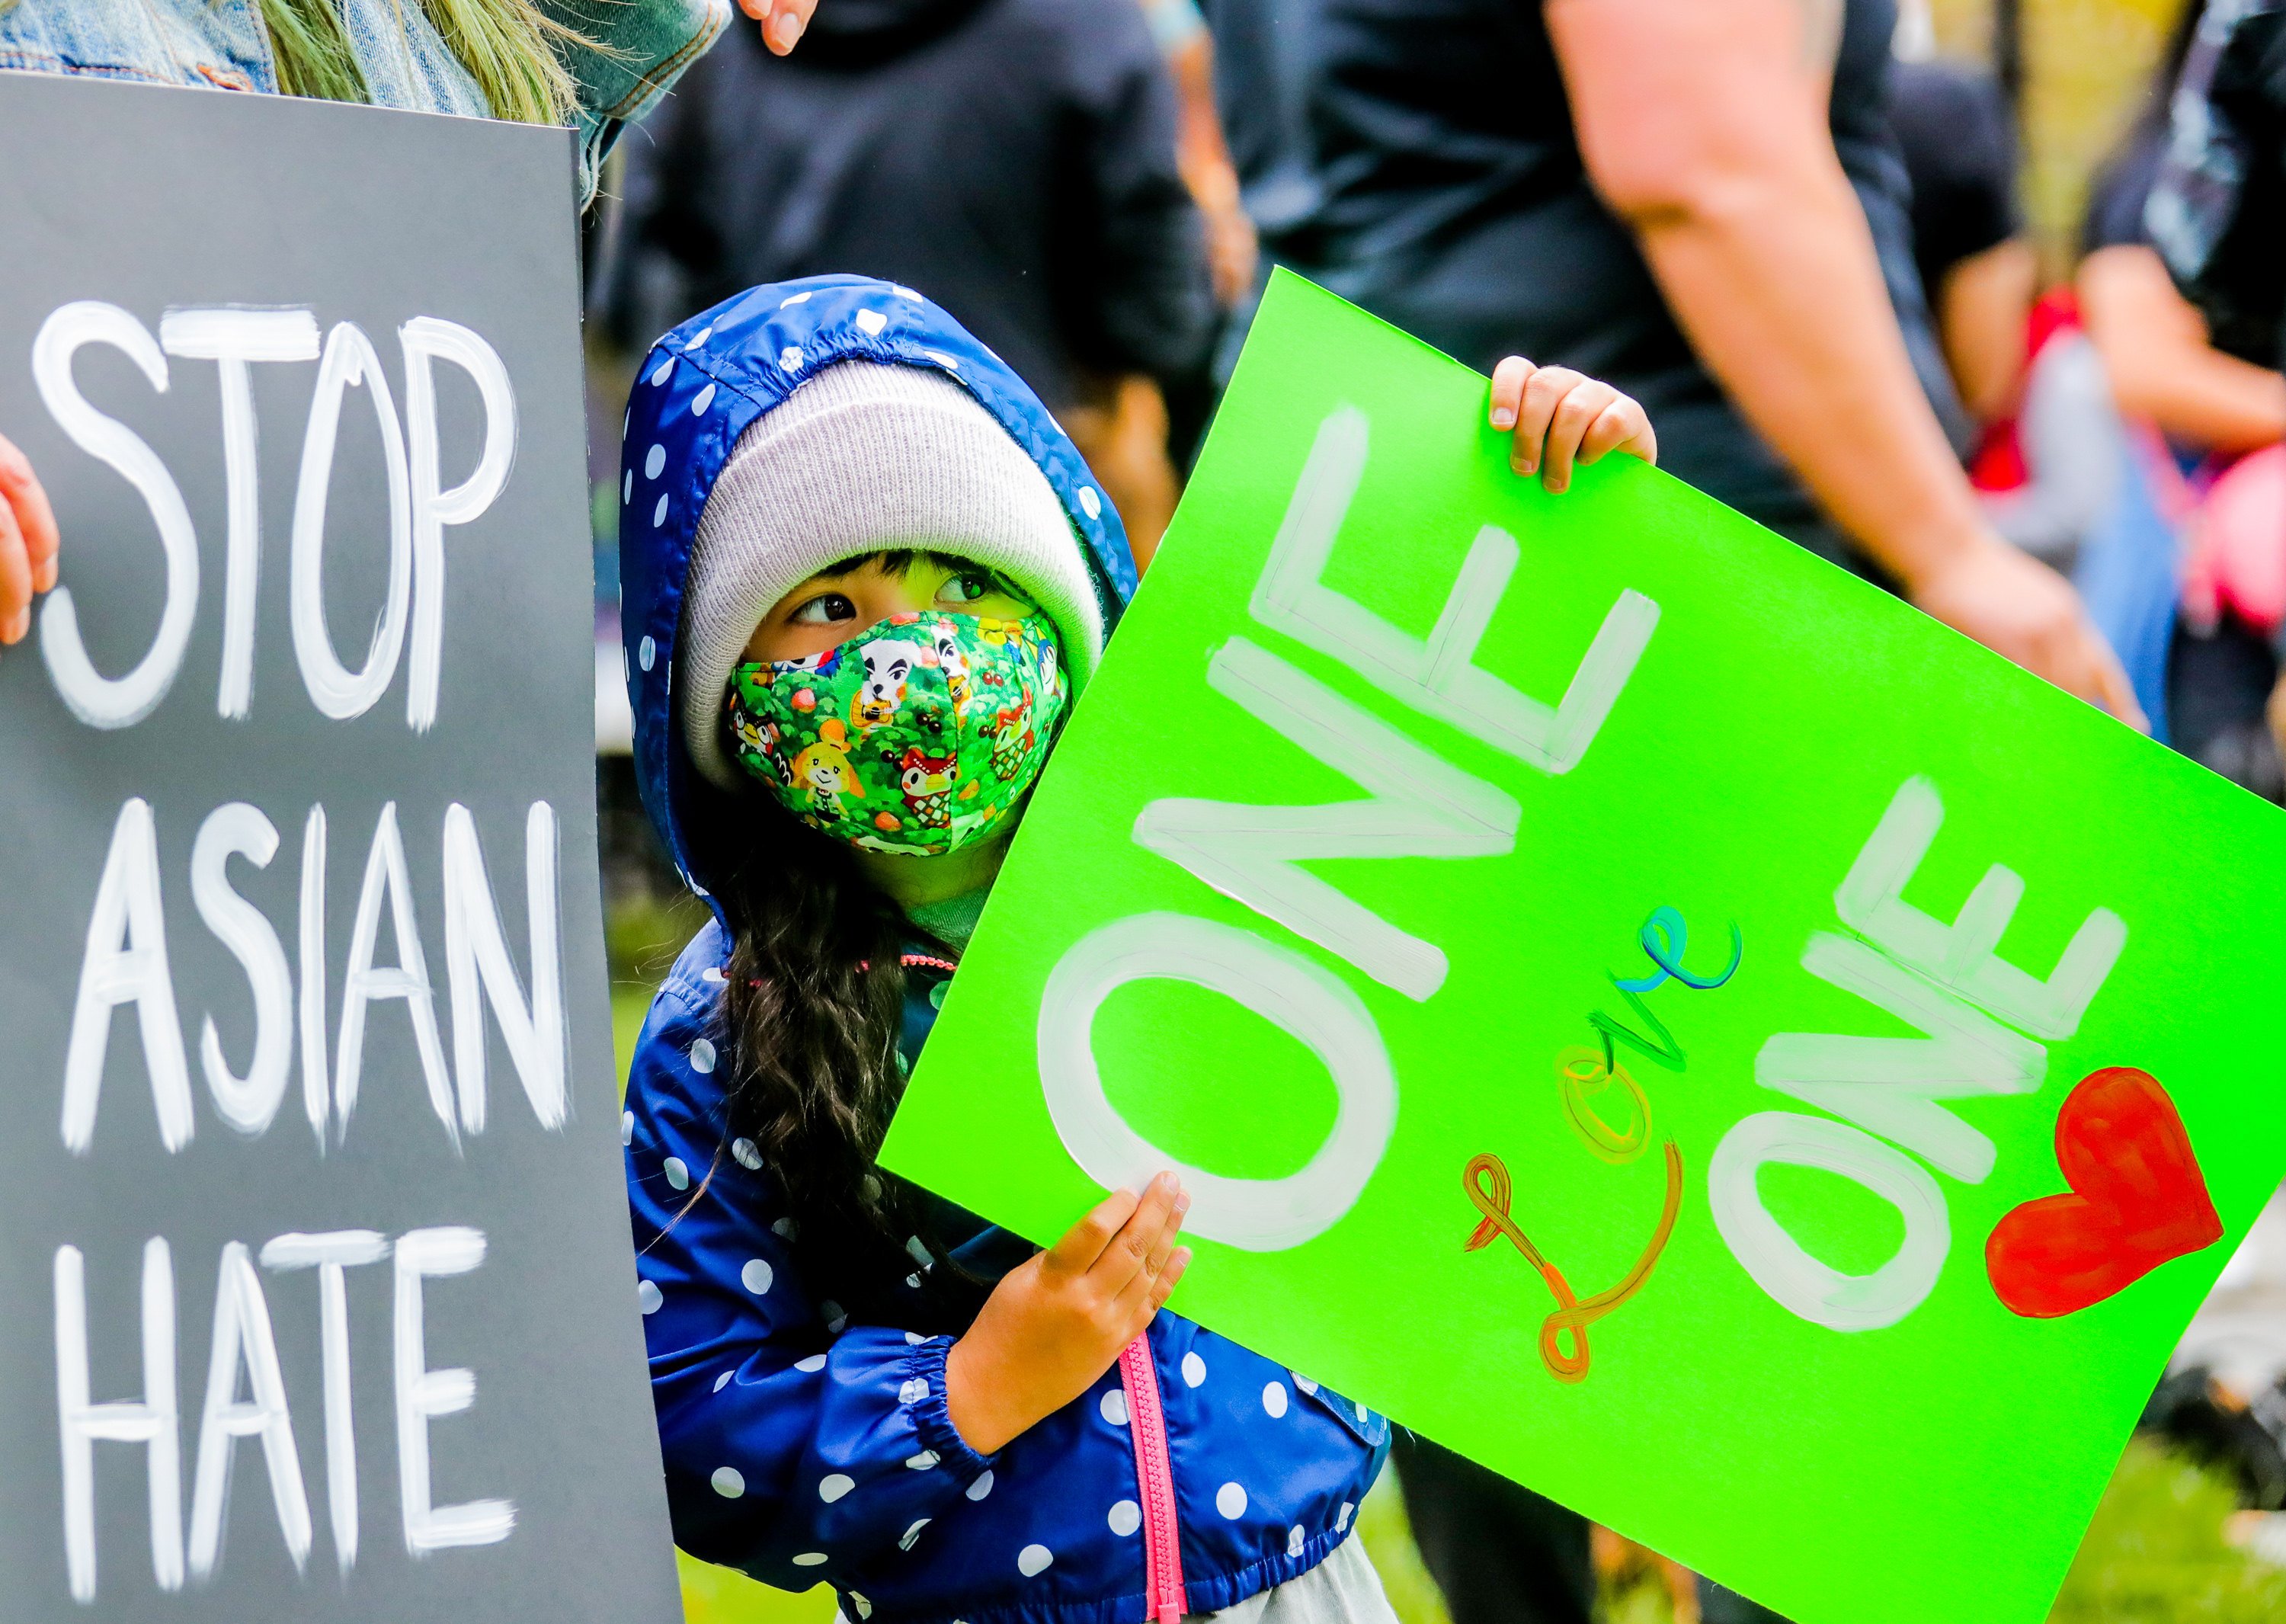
[901,1337,997,1481]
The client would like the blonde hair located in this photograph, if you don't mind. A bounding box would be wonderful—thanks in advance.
[259,0,581,126]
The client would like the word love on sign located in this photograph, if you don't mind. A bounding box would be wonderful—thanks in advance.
[882,272,2286,1624]
[0,75,678,1624]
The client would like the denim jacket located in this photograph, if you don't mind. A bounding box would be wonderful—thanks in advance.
[0,0,728,198]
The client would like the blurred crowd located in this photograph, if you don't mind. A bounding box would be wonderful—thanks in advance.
[574,0,2286,1619]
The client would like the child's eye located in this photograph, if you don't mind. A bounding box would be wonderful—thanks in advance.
[789,592,858,626]
[940,573,994,604]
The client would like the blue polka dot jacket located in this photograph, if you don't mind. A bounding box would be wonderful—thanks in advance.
[619,278,1389,1624]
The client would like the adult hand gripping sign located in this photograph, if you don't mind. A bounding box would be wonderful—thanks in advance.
[879,272,2286,1624]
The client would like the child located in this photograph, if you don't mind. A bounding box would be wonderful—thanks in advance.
[619,275,1654,1624]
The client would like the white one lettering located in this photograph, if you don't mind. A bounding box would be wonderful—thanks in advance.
[1708,1110,1952,1331]
[1037,911,1397,1251]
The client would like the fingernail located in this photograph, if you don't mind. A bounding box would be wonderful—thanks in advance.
[771,11,805,48]
[1175,1193,1192,1215]
[1490,409,1515,430]
[1516,458,1535,476]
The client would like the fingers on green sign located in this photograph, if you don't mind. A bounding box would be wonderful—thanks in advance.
[878,270,2286,1624]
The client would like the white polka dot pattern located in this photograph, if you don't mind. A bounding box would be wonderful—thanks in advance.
[741,1258,773,1294]
[1288,1525,1305,1559]
[1077,486,1102,519]
[714,1370,734,1392]
[855,309,887,337]
[712,1466,745,1497]
[645,444,665,479]
[692,383,717,415]
[1099,1389,1129,1427]
[1262,1382,1288,1418]
[780,346,804,373]
[796,1353,828,1373]
[965,1470,994,1501]
[620,1111,634,1147]
[639,636,656,671]
[793,1552,828,1567]
[1292,1373,1318,1395]
[1336,1501,1354,1533]
[735,1139,764,1171]
[1215,1482,1247,1520]
[905,1450,938,1471]
[690,1038,716,1074]
[652,493,668,527]
[898,1519,929,1552]
[1017,1543,1052,1578]
[649,357,674,386]
[897,1378,927,1405]
[1107,1500,1141,1536]
[820,1474,855,1503]
[663,1156,690,1191]
[638,1280,662,1315]
[1181,1352,1206,1387]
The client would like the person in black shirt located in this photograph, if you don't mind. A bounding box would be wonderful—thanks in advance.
[1888,53,2036,426]
[1205,0,2139,727]
[596,0,1213,559]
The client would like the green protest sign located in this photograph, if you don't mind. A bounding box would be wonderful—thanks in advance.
[878,270,2286,1624]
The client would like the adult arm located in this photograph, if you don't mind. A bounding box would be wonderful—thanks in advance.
[2079,244,2286,455]
[1545,0,2140,722]
[1939,237,2038,426]
[0,429,59,651]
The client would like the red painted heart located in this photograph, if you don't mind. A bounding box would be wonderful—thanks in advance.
[1986,1066,2224,1319]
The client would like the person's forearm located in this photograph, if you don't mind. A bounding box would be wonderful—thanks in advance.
[1628,162,1984,588]
[2079,245,2286,455]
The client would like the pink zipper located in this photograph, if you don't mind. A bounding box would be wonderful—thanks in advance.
[1119,1334,1187,1623]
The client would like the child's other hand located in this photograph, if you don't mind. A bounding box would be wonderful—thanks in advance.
[737,0,815,54]
[1489,357,1657,494]
[0,430,60,650]
[945,1172,1191,1455]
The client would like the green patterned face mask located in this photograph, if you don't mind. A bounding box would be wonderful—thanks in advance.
[727,610,1069,857]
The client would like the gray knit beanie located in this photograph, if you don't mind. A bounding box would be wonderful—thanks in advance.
[677,360,1103,791]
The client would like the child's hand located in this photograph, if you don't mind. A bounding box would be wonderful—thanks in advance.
[1488,357,1657,493]
[0,430,59,649]
[944,1173,1191,1455]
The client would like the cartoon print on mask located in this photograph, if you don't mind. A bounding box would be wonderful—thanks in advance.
[984,686,1037,783]
[889,745,960,830]
[933,624,975,714]
[728,609,1069,857]
[732,709,792,784]
[853,638,927,733]
[789,718,866,819]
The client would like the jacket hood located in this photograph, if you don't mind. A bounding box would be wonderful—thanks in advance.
[619,274,1137,910]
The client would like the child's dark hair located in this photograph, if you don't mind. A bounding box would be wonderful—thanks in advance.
[698,556,1006,1326]
[709,810,991,1328]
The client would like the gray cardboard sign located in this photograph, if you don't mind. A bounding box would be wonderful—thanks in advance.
[0,72,681,1622]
